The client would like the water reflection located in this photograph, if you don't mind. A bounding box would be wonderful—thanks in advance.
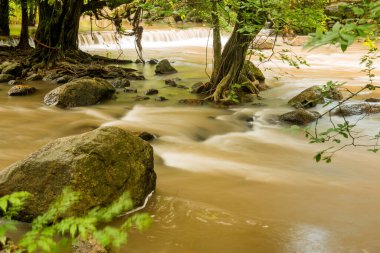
[286,224,331,253]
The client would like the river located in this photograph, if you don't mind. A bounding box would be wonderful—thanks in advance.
[1,28,380,253]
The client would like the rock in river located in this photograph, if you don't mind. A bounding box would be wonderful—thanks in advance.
[288,86,324,109]
[155,59,177,74]
[8,85,36,96]
[0,127,156,222]
[336,103,380,116]
[279,109,321,125]
[44,78,115,108]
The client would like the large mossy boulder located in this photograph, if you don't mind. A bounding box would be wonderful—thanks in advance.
[155,59,177,74]
[288,86,324,109]
[44,78,115,108]
[0,127,156,222]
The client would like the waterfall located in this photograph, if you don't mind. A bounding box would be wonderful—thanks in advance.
[79,28,229,51]
[0,28,229,50]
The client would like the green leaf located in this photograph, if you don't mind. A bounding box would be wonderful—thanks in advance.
[315,153,322,162]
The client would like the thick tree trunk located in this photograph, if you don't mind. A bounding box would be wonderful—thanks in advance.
[17,0,30,49]
[211,0,222,72]
[0,0,10,36]
[207,1,266,102]
[34,0,83,63]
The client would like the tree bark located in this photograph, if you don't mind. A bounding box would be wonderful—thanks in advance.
[17,0,30,49]
[28,3,37,26]
[34,0,84,62]
[0,0,10,36]
[207,1,266,102]
[211,0,222,72]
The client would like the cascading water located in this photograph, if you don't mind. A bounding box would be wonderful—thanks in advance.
[1,25,380,252]
[79,28,229,51]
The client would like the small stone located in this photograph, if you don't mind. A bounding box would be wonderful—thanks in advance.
[138,132,156,141]
[155,96,168,102]
[54,75,73,84]
[145,89,159,95]
[8,80,23,86]
[111,78,131,88]
[176,84,188,89]
[8,85,37,96]
[165,79,177,87]
[191,82,205,94]
[148,59,159,65]
[135,59,143,64]
[135,95,150,101]
[73,236,107,253]
[178,99,205,106]
[124,87,137,93]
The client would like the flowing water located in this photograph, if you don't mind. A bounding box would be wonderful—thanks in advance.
[1,28,380,253]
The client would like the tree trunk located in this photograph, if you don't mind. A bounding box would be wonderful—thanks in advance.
[28,3,37,26]
[207,1,266,102]
[211,0,222,72]
[34,0,83,63]
[17,0,30,49]
[0,0,10,36]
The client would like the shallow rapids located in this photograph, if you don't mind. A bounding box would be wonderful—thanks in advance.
[1,29,380,252]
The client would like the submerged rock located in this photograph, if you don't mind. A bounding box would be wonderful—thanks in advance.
[288,86,324,109]
[8,85,36,96]
[124,87,137,93]
[138,131,156,141]
[145,89,159,95]
[7,80,23,86]
[0,127,156,222]
[365,98,380,103]
[279,109,321,125]
[191,82,205,94]
[155,96,168,102]
[165,79,178,87]
[178,99,205,106]
[44,78,115,108]
[53,75,73,84]
[155,59,177,74]
[148,59,159,65]
[111,78,131,88]
[336,103,380,116]
[135,95,150,101]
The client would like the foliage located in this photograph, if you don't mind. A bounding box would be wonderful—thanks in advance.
[0,192,31,247]
[298,45,380,163]
[306,0,380,51]
[0,188,151,253]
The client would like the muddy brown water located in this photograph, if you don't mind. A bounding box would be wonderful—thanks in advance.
[1,34,380,252]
